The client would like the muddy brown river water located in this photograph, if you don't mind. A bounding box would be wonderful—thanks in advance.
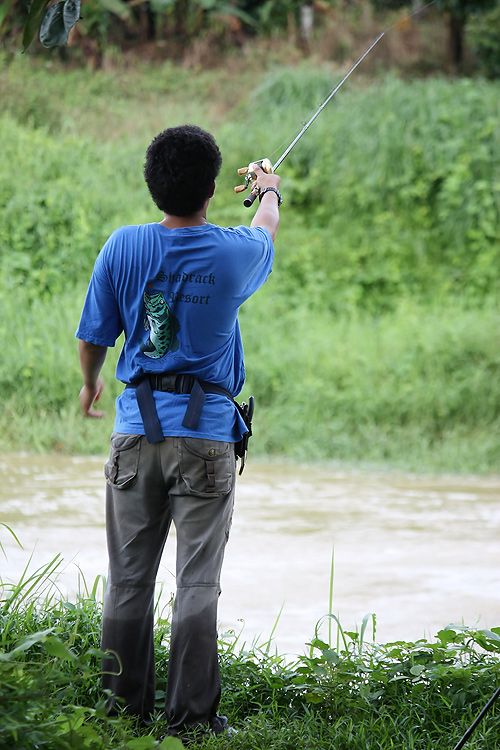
[1,454,499,657]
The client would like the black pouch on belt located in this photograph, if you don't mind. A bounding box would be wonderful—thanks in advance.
[234,395,254,475]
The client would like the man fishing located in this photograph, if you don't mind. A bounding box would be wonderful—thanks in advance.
[76,124,281,744]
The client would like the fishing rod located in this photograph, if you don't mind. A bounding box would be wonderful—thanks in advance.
[234,0,437,207]
[452,684,500,750]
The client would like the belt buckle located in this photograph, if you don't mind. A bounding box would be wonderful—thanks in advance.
[175,374,195,394]
[153,374,173,392]
[149,374,162,391]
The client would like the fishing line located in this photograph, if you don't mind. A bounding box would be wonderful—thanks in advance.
[268,0,438,171]
[235,0,438,203]
[384,0,437,35]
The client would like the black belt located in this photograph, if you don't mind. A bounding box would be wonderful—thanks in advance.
[126,374,234,443]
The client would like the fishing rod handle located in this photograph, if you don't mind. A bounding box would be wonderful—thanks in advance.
[243,189,259,208]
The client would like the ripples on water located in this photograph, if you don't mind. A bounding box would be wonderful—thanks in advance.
[1,454,499,656]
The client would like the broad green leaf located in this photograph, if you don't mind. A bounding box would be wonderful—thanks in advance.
[410,664,425,676]
[321,648,341,665]
[212,2,257,27]
[15,628,55,652]
[437,628,457,644]
[481,628,500,642]
[305,691,324,704]
[126,737,157,750]
[54,712,85,734]
[308,637,330,651]
[22,0,52,51]
[312,664,328,676]
[159,738,185,750]
[39,0,81,48]
[291,674,309,685]
[344,630,359,641]
[44,636,77,661]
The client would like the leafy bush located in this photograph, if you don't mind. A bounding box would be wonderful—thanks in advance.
[240,294,500,471]
[0,557,179,749]
[1,62,499,470]
[2,66,499,306]
[0,115,150,299]
[1,554,500,750]
[215,70,500,307]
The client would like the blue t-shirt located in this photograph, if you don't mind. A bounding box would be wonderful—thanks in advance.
[76,222,274,441]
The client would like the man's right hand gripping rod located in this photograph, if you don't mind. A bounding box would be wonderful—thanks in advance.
[234,158,274,207]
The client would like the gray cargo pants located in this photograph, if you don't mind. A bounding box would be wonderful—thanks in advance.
[101,432,236,734]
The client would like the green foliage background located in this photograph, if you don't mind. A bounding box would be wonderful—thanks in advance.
[0,56,499,472]
[1,48,500,750]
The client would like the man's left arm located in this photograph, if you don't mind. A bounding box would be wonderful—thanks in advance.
[78,340,108,418]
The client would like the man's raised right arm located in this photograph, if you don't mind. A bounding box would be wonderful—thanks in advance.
[250,164,281,242]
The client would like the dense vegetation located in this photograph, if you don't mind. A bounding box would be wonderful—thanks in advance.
[3,0,500,79]
[0,54,498,472]
[1,29,499,749]
[1,556,500,749]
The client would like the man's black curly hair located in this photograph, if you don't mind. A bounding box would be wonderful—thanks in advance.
[144,125,222,216]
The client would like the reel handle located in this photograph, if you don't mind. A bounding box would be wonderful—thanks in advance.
[234,158,273,208]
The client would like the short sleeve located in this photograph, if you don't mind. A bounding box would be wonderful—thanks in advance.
[75,244,123,346]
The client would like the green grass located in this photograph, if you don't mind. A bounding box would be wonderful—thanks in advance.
[1,279,497,473]
[241,292,500,473]
[0,57,499,473]
[1,554,500,749]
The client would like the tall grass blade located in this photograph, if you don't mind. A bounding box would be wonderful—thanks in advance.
[359,612,376,650]
[328,545,334,647]
[0,523,23,558]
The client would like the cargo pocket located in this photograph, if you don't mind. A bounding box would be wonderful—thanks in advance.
[104,433,142,489]
[179,437,234,497]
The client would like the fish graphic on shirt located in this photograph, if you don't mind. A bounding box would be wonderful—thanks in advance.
[140,287,180,359]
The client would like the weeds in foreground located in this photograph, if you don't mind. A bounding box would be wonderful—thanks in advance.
[1,553,499,749]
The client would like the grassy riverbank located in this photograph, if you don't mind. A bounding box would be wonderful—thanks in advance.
[1,287,498,473]
[0,56,499,473]
[1,558,500,750]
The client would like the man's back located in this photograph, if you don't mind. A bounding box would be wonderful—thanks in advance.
[76,220,274,439]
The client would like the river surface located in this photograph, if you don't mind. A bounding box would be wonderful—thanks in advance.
[1,454,499,657]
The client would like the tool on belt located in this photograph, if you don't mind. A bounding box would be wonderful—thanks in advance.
[126,374,254,474]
